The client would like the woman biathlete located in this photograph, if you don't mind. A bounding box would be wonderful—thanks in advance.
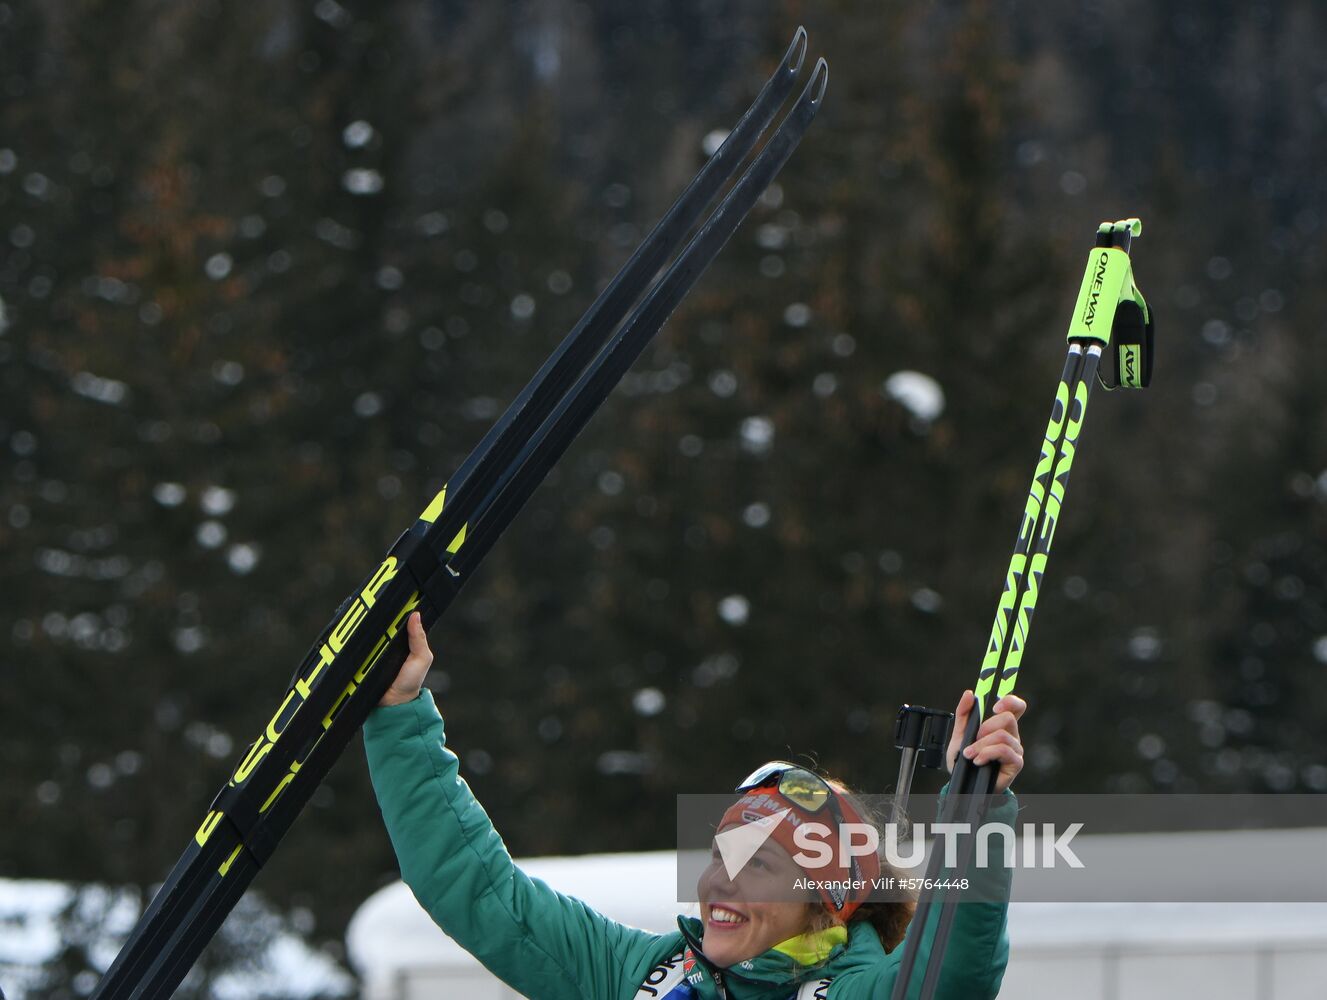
[365,612,1027,1000]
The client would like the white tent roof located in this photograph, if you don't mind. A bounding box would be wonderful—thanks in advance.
[347,851,694,972]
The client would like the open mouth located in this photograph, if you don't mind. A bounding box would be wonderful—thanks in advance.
[706,904,750,930]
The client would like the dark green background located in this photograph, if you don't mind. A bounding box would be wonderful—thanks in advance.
[2,0,1325,995]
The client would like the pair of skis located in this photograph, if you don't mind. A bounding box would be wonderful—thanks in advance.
[890,219,1153,1000]
[91,30,828,1000]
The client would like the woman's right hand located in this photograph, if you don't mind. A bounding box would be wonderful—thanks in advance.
[378,611,434,706]
[945,688,1027,793]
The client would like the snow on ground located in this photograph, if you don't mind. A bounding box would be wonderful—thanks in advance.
[0,878,355,1000]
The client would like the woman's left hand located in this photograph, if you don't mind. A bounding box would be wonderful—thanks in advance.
[378,612,434,707]
[946,690,1027,793]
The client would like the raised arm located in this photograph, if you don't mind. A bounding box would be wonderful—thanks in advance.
[364,615,674,1000]
[880,790,1015,1000]
[869,691,1025,1000]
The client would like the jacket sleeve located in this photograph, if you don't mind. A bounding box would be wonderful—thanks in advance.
[880,789,1016,1000]
[363,690,675,1000]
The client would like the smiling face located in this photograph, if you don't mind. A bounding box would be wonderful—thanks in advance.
[696,834,816,968]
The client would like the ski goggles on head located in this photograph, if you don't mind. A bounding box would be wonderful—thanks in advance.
[735,761,838,814]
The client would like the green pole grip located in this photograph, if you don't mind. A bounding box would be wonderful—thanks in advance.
[1066,246,1133,345]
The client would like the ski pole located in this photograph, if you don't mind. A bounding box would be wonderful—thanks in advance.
[890,219,1153,1000]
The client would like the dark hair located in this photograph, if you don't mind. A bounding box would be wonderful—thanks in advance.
[845,896,917,953]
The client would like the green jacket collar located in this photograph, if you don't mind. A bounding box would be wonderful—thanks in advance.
[676,916,885,1000]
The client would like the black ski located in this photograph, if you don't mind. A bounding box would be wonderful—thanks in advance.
[91,32,827,1000]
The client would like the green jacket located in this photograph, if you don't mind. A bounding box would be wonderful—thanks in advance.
[364,691,1013,1000]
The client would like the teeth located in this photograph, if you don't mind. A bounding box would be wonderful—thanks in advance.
[710,907,745,924]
